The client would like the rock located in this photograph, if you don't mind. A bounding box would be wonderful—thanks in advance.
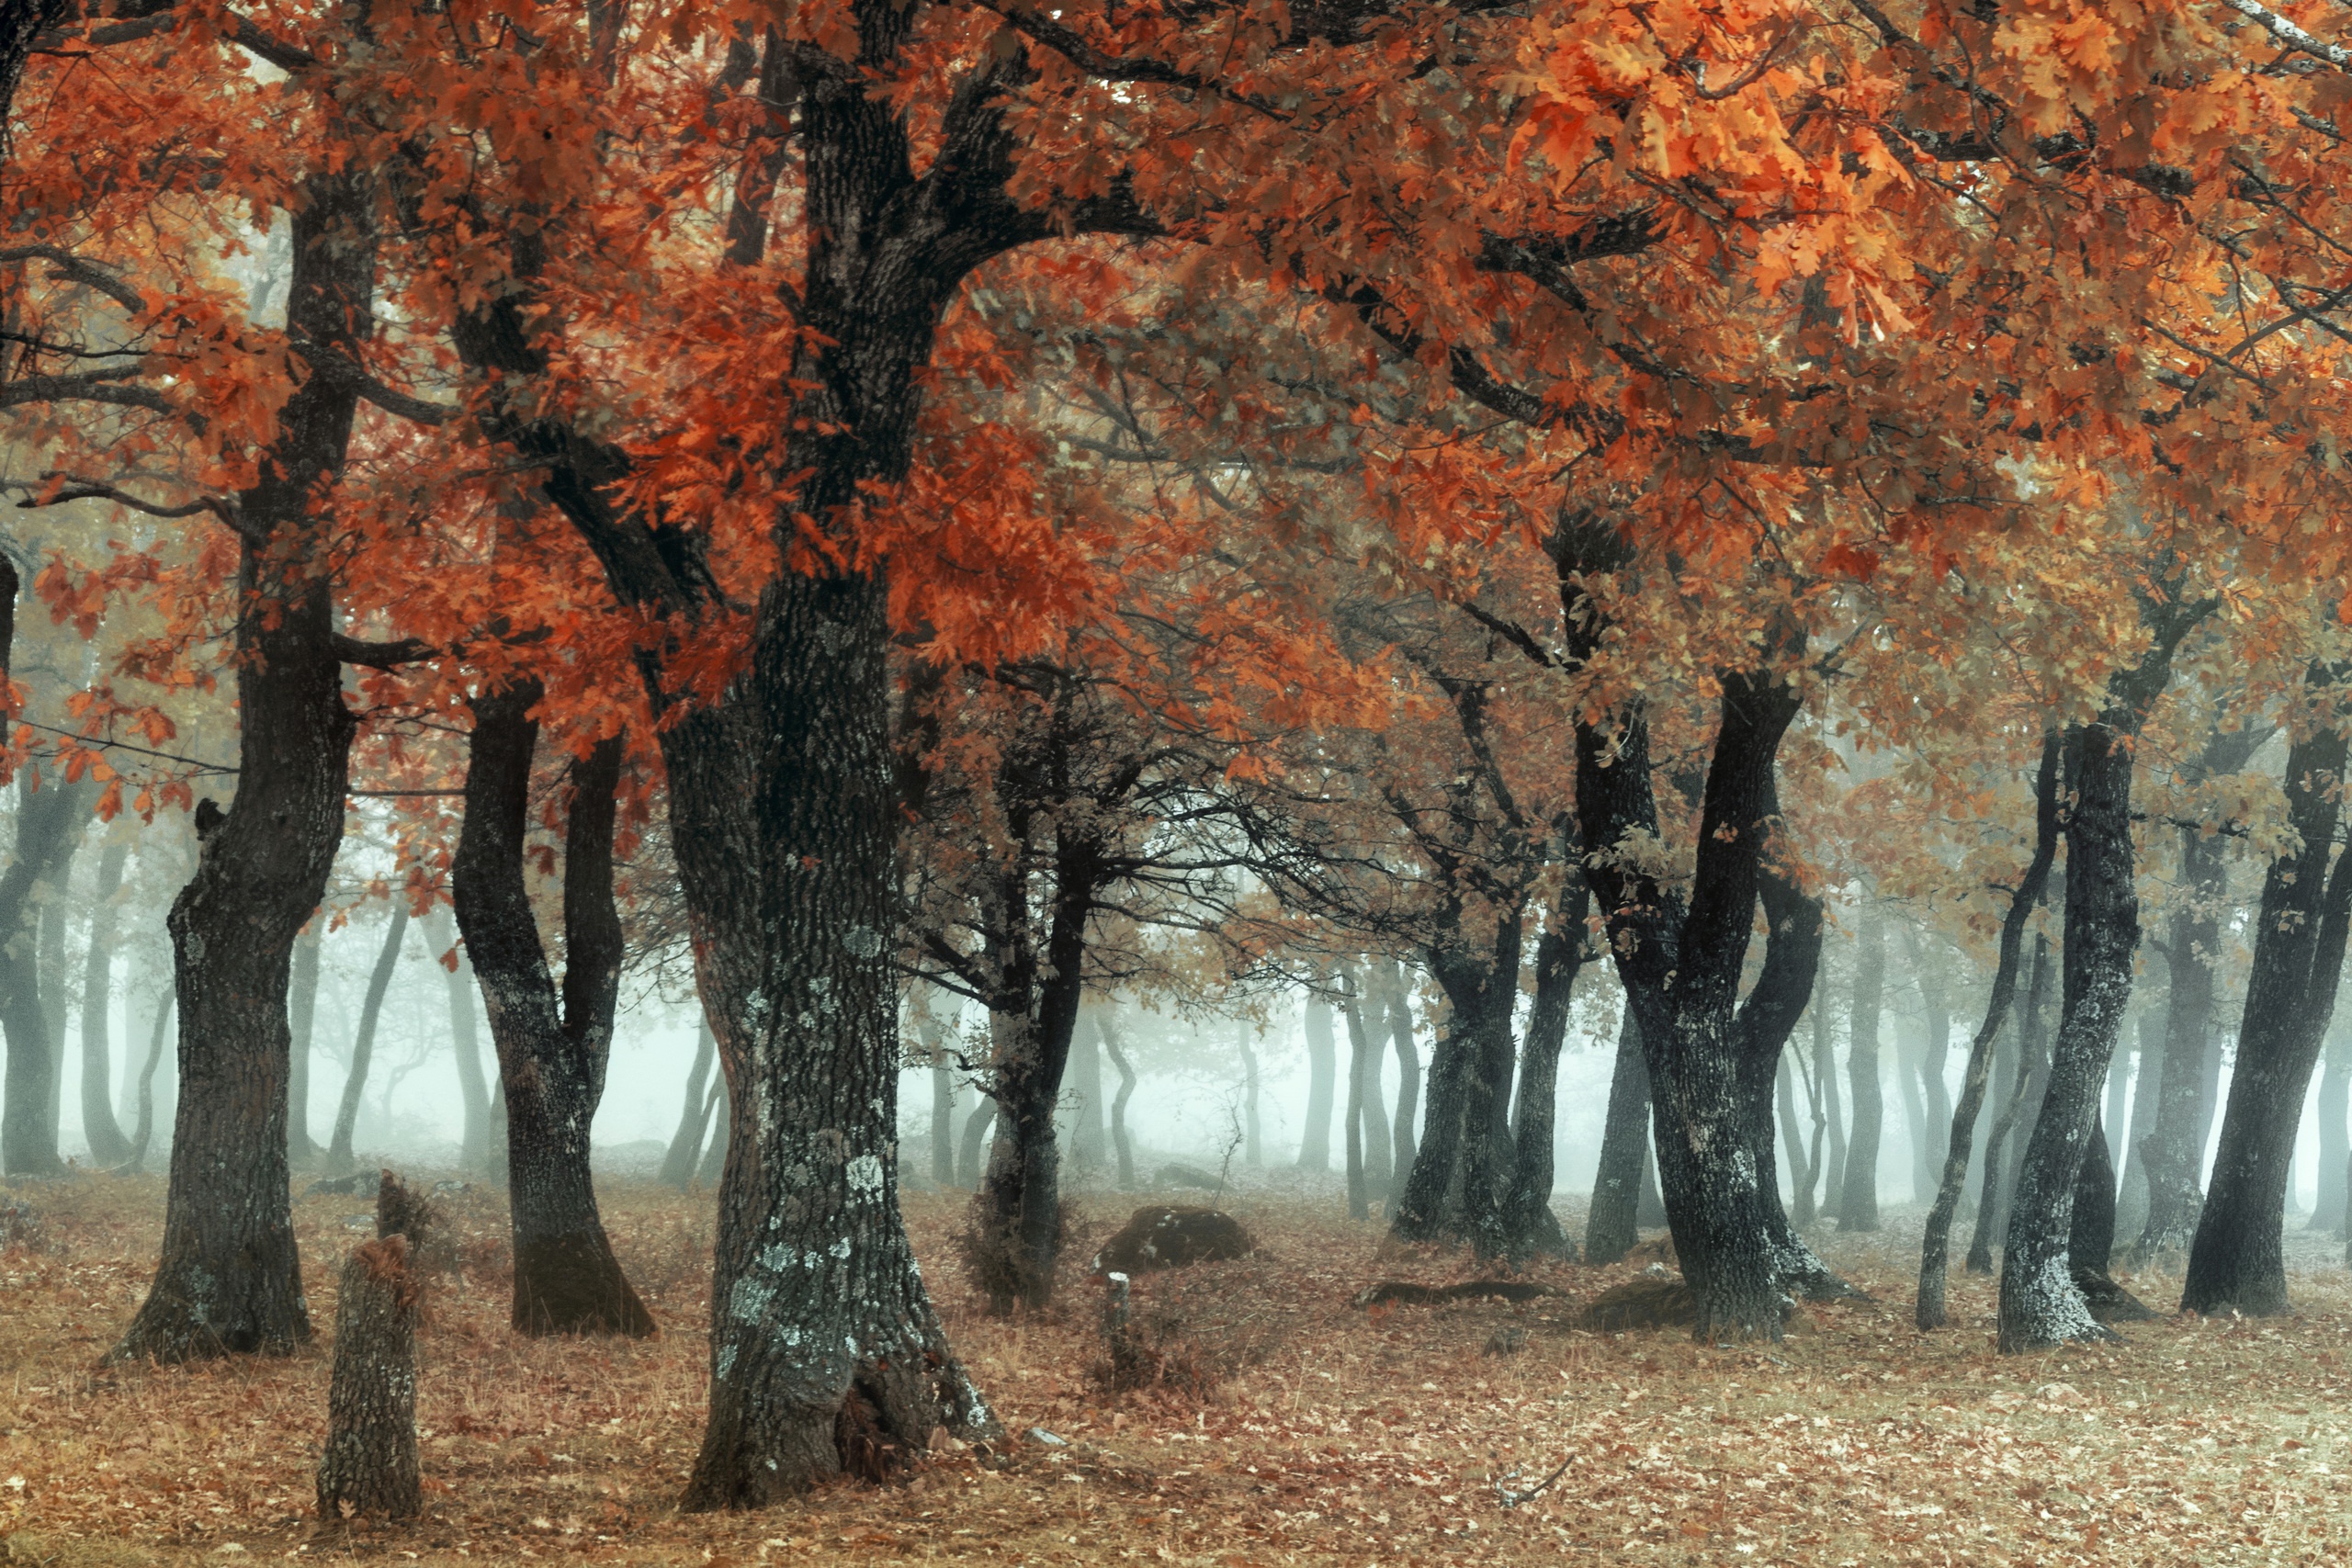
[304,1171,376,1197]
[1353,1279,1563,1308]
[1093,1206,1255,1273]
[1154,1163,1223,1190]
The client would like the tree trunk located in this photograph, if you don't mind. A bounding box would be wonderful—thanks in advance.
[2183,705,2352,1317]
[1776,1053,1805,1212]
[1390,909,1522,1250]
[2103,1049,2132,1201]
[453,682,652,1337]
[1917,732,2060,1330]
[1068,998,1105,1173]
[1501,901,1588,1260]
[1894,1028,1929,1206]
[1103,1015,1136,1190]
[1971,936,2049,1273]
[1382,961,1420,1214]
[956,1097,995,1190]
[1341,977,1371,1221]
[1341,966,1391,1187]
[125,989,173,1175]
[428,908,492,1175]
[1296,987,1337,1172]
[2118,1009,2164,1240]
[1586,1009,1650,1266]
[1999,601,2202,1353]
[40,890,67,1148]
[1237,1024,1262,1167]
[931,1040,961,1188]
[1839,916,1886,1231]
[288,919,323,1170]
[1912,937,1955,1203]
[315,1236,420,1522]
[77,840,131,1167]
[661,1020,719,1190]
[694,1073,726,1187]
[328,907,410,1176]
[1822,992,1848,1211]
[2069,1109,2118,1275]
[1792,972,1832,1227]
[0,771,93,1175]
[2312,1017,2351,1236]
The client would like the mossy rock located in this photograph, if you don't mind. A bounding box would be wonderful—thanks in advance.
[1093,1206,1255,1273]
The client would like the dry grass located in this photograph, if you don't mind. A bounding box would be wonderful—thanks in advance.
[4,1171,2351,1566]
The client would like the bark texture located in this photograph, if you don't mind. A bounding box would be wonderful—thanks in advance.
[1838,916,1887,1231]
[1381,961,1419,1214]
[452,682,652,1337]
[1970,937,2049,1274]
[1500,897,1589,1260]
[328,906,410,1175]
[315,1236,420,1522]
[0,770,92,1175]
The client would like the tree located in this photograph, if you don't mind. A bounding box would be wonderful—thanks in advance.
[77,838,132,1166]
[1838,914,1886,1232]
[326,906,409,1176]
[0,768,92,1174]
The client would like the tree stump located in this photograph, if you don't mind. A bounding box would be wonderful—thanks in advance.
[316,1235,421,1522]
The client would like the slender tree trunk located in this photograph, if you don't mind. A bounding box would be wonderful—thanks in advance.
[1971,937,2049,1273]
[1776,1054,1805,1209]
[0,771,93,1175]
[1296,987,1337,1172]
[2070,1109,2119,1276]
[2103,1049,2132,1199]
[2118,1009,2164,1239]
[930,1039,961,1188]
[695,1073,726,1187]
[1237,1024,1262,1168]
[77,840,131,1167]
[40,891,66,1148]
[328,908,410,1176]
[1839,916,1887,1231]
[662,1021,719,1190]
[1342,976,1371,1221]
[1103,1016,1136,1190]
[1913,939,1954,1202]
[2138,832,2229,1261]
[427,908,491,1174]
[956,1097,995,1190]
[1999,600,2202,1352]
[1342,966,1391,1185]
[2312,1018,2351,1236]
[1069,998,1105,1172]
[315,1236,420,1522]
[453,684,652,1336]
[1895,1029,1929,1206]
[1382,961,1419,1213]
[288,919,323,1170]
[1822,996,1848,1210]
[1918,733,2060,1330]
[125,989,173,1175]
[1586,1010,1649,1266]
[1502,901,1588,1259]
[1792,973,1832,1227]
[2184,705,2352,1316]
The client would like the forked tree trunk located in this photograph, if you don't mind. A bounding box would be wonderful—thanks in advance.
[1999,600,2203,1353]
[328,906,410,1175]
[2183,707,2352,1316]
[316,1235,420,1522]
[1791,973,1832,1227]
[288,919,323,1170]
[1586,1009,1649,1265]
[1918,733,2060,1331]
[662,1021,719,1190]
[453,682,652,1337]
[1381,962,1419,1214]
[78,840,132,1168]
[126,989,173,1175]
[1296,987,1337,1173]
[0,770,93,1176]
[427,908,492,1174]
[1839,916,1886,1232]
[1775,1055,1806,1213]
[1391,918,1522,1250]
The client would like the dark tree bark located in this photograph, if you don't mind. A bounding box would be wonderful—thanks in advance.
[78,840,131,1167]
[0,0,73,163]
[1296,987,1338,1173]
[1390,903,1522,1251]
[315,1235,420,1522]
[1103,1015,1136,1190]
[110,171,379,1367]
[1237,1023,1263,1168]
[2070,1109,2118,1275]
[0,770,93,1175]
[427,907,492,1174]
[1501,897,1589,1260]
[1381,960,1420,1214]
[662,1021,719,1190]
[288,919,323,1170]
[1341,965,1391,1187]
[1586,1009,1649,1266]
[956,1097,995,1190]
[328,906,410,1176]
[2312,1018,2350,1236]
[1838,915,1886,1232]
[1918,732,2061,1330]
[2184,701,2352,1316]
[1999,598,2205,1352]
[125,988,173,1175]
[1970,936,2049,1273]
[453,682,653,1337]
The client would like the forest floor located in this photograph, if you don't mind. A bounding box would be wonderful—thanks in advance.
[3,1170,2350,1567]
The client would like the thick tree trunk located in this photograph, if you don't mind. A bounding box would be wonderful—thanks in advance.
[1237,1024,1262,1167]
[288,919,322,1170]
[1104,1019,1136,1190]
[1839,916,1886,1231]
[427,908,492,1175]
[315,1236,421,1522]
[2070,1110,2118,1274]
[125,989,173,1175]
[78,840,131,1168]
[1586,1010,1649,1265]
[1999,602,2201,1353]
[1501,904,1587,1260]
[0,771,93,1175]
[453,683,652,1337]
[2183,709,2352,1316]
[1296,987,1337,1172]
[1381,961,1419,1213]
[1391,911,1522,1251]
[328,907,410,1175]
[1918,733,2060,1330]
[662,1021,720,1190]
[2313,1018,2351,1236]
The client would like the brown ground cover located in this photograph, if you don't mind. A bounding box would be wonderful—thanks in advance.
[3,1172,2349,1566]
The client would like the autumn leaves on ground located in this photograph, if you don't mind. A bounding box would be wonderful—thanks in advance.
[3,1178,2346,1568]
